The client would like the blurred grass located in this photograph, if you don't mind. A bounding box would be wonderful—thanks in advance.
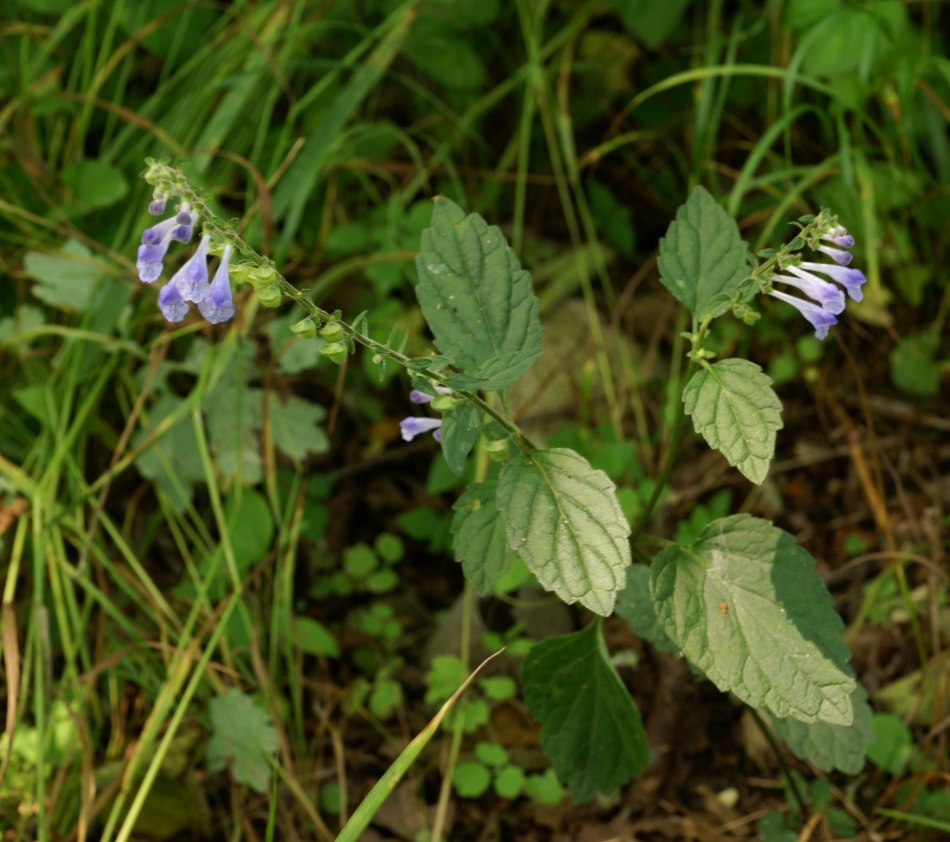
[1,0,949,839]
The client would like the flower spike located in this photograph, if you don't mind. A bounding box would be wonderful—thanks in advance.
[198,244,236,324]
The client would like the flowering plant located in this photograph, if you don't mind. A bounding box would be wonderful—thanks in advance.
[132,161,875,812]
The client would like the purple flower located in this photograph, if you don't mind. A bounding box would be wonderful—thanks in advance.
[798,262,866,302]
[148,192,168,215]
[168,235,210,303]
[821,231,854,248]
[817,245,852,266]
[400,417,442,441]
[170,204,197,243]
[409,385,452,404]
[197,244,235,325]
[158,280,189,323]
[770,290,837,340]
[777,268,845,314]
[136,216,179,283]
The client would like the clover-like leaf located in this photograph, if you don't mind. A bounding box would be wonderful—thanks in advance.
[496,448,631,616]
[415,197,543,391]
[206,688,278,794]
[651,514,856,724]
[440,401,482,476]
[657,186,748,320]
[451,480,515,595]
[771,685,875,774]
[522,622,649,802]
[683,358,783,484]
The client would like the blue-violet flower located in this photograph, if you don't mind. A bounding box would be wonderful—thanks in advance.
[158,279,189,323]
[409,385,452,404]
[168,234,210,303]
[137,216,179,283]
[795,262,866,302]
[769,290,837,340]
[197,244,236,324]
[817,244,852,265]
[774,269,845,314]
[400,417,442,442]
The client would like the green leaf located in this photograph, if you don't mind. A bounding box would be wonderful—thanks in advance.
[23,239,103,312]
[474,742,509,767]
[496,448,630,616]
[890,335,940,397]
[494,765,525,799]
[452,761,492,798]
[440,401,482,476]
[293,616,340,658]
[650,515,856,724]
[682,359,784,485]
[269,394,329,461]
[615,564,678,653]
[206,688,278,794]
[425,654,464,705]
[415,197,543,391]
[614,0,694,48]
[450,480,515,595]
[403,18,486,91]
[657,186,748,320]
[521,622,649,802]
[61,159,128,209]
[771,686,875,774]
[865,713,913,773]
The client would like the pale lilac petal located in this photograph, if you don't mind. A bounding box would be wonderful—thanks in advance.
[770,290,837,340]
[400,417,442,442]
[780,267,845,314]
[818,245,852,265]
[409,385,452,404]
[798,262,866,301]
[170,235,210,303]
[197,244,235,324]
[821,233,854,248]
[158,281,189,322]
[148,194,167,215]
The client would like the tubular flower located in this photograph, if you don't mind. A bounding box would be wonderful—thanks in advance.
[817,244,852,265]
[769,290,837,340]
[157,280,189,323]
[775,269,845,314]
[136,216,179,283]
[198,244,236,324]
[796,262,866,302]
[148,191,168,215]
[170,203,197,243]
[409,385,452,404]
[168,234,210,303]
[400,417,443,442]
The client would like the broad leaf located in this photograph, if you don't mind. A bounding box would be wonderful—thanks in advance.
[24,239,103,312]
[683,359,784,484]
[522,622,649,802]
[451,481,515,595]
[771,686,875,774]
[615,564,678,653]
[206,688,278,794]
[650,514,856,724]
[615,0,694,48]
[415,197,543,391]
[496,448,631,615]
[268,394,329,461]
[657,186,748,320]
[440,401,482,476]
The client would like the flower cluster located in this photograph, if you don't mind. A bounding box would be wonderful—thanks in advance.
[400,385,453,442]
[766,222,866,340]
[135,189,235,325]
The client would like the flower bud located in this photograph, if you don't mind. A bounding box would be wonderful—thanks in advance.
[256,285,282,307]
[229,263,250,285]
[319,341,348,363]
[430,395,457,413]
[291,318,317,339]
[320,321,344,343]
[249,265,277,289]
[484,439,508,460]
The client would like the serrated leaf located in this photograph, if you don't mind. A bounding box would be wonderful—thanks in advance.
[521,622,649,802]
[23,239,103,312]
[771,686,875,774]
[268,394,329,462]
[496,448,630,615]
[657,186,748,320]
[650,515,856,724]
[450,481,515,595]
[440,401,482,476]
[615,564,678,653]
[415,197,543,391]
[206,688,278,794]
[683,359,784,485]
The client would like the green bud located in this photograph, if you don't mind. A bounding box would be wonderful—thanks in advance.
[256,285,282,308]
[249,265,277,289]
[320,321,344,343]
[230,263,250,285]
[319,341,348,364]
[742,309,761,325]
[290,318,317,339]
[430,395,457,413]
[484,439,508,456]
[372,354,384,364]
